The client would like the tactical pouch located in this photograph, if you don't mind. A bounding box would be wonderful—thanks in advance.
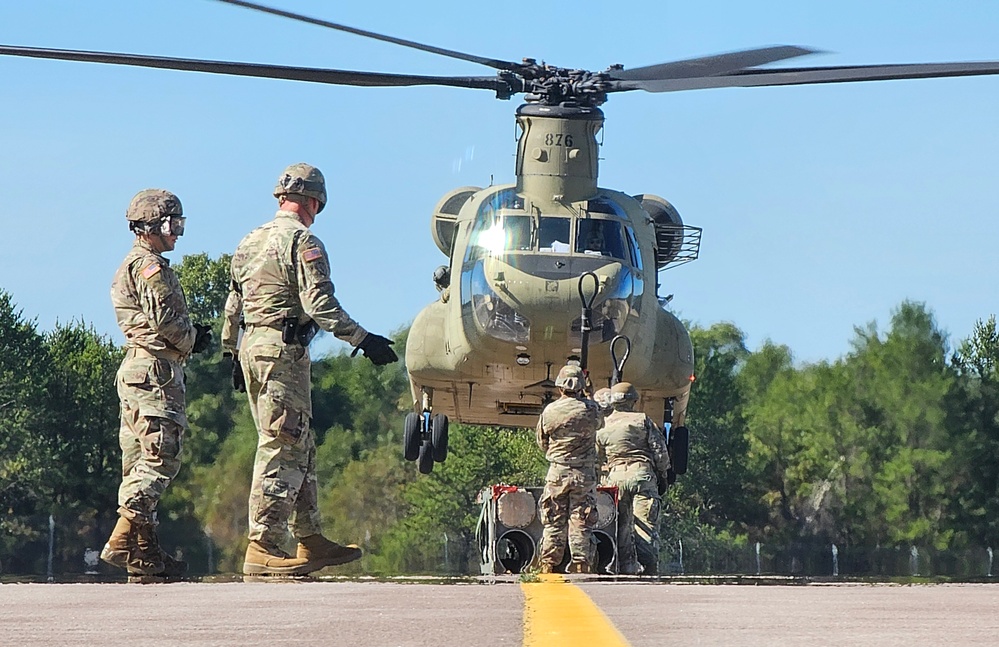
[297,320,320,347]
[260,386,306,445]
[281,317,298,344]
[149,359,175,388]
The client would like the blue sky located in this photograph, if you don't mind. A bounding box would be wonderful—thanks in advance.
[0,0,996,363]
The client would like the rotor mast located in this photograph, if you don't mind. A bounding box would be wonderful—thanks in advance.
[515,103,604,206]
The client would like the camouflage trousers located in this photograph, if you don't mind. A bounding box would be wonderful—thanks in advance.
[241,329,321,549]
[538,463,598,569]
[115,353,187,523]
[604,462,661,575]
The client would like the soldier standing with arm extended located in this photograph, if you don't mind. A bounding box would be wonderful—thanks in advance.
[101,190,212,577]
[596,382,671,575]
[536,364,604,574]
[221,163,398,576]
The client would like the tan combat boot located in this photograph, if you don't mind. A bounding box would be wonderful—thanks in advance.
[99,517,133,570]
[567,561,592,574]
[296,534,362,572]
[100,517,163,575]
[135,523,187,577]
[243,540,312,575]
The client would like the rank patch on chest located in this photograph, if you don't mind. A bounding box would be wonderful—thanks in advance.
[141,263,162,279]
[301,248,323,263]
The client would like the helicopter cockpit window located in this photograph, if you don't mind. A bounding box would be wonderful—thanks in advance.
[436,219,457,256]
[539,217,570,253]
[575,219,627,260]
[505,215,532,251]
[468,214,533,258]
[625,225,643,270]
[587,197,627,218]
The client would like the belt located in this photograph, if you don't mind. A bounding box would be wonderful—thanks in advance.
[607,458,654,470]
[549,461,596,470]
[244,322,283,331]
[126,346,185,362]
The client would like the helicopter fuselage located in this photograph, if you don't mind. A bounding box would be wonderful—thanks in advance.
[407,104,695,429]
[407,182,694,428]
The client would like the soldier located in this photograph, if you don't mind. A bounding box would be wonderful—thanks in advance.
[596,382,671,575]
[221,162,398,576]
[102,189,212,577]
[535,364,604,574]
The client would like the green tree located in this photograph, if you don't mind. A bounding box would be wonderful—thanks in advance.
[741,302,957,548]
[159,253,246,569]
[676,322,763,532]
[175,252,232,325]
[845,302,955,547]
[0,293,124,572]
[949,315,999,545]
[0,291,51,564]
[42,322,124,559]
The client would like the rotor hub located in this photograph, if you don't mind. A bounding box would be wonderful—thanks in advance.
[511,61,616,107]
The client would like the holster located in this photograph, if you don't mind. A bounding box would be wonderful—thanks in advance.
[281,317,298,344]
[281,316,320,347]
[297,320,320,347]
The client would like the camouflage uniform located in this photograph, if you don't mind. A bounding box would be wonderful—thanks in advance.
[221,210,367,551]
[536,395,604,571]
[597,410,670,574]
[111,238,196,524]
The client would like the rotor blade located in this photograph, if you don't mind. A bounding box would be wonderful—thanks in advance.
[610,61,999,92]
[610,45,817,81]
[215,0,525,73]
[0,45,508,91]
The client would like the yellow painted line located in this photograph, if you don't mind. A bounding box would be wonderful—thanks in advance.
[521,574,631,647]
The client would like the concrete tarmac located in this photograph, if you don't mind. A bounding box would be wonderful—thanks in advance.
[2,578,997,646]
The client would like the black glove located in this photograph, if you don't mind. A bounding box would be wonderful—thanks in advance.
[192,323,213,354]
[350,333,398,366]
[224,352,246,393]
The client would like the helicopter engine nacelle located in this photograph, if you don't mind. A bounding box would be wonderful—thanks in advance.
[430,186,480,256]
[634,194,684,269]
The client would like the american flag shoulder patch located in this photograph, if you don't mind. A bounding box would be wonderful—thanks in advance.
[302,248,323,263]
[141,263,162,279]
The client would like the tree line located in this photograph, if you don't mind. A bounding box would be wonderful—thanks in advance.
[1,253,997,576]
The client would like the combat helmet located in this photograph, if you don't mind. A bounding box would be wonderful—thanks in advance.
[274,163,327,213]
[609,382,639,409]
[126,189,184,235]
[554,363,585,393]
[593,387,612,411]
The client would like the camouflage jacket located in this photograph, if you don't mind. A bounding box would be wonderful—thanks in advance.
[536,395,604,468]
[221,210,368,353]
[596,410,670,481]
[111,239,195,359]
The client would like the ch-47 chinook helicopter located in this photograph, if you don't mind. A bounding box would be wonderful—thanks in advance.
[3,1,999,475]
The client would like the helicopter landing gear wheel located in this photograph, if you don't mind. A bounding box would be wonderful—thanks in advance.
[403,412,421,461]
[417,440,435,474]
[431,414,449,462]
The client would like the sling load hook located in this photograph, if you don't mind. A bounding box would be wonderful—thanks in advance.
[610,334,632,386]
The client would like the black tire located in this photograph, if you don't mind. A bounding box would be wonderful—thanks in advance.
[669,426,689,475]
[418,440,435,474]
[431,414,449,462]
[404,412,422,461]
